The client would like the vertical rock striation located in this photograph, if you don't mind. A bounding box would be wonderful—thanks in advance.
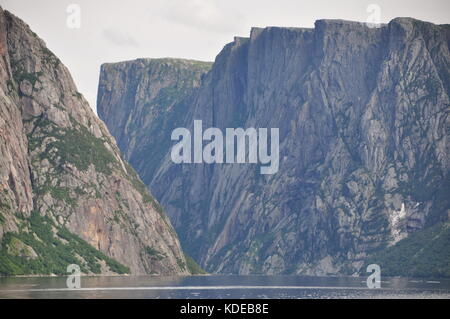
[98,58,212,182]
[98,18,450,275]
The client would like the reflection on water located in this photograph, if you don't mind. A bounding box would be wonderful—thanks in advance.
[0,275,449,299]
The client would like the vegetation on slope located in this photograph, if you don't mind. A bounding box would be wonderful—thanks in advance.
[184,254,207,275]
[0,212,129,276]
[28,115,118,175]
[365,222,450,278]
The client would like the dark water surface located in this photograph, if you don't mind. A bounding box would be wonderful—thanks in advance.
[0,275,449,299]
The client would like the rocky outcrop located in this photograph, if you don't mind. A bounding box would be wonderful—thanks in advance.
[0,7,190,276]
[98,58,212,183]
[98,18,450,275]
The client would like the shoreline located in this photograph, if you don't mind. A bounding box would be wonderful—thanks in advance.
[0,274,447,281]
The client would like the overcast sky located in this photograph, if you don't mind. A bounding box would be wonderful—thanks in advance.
[1,0,449,111]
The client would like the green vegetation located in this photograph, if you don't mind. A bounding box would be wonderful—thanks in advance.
[111,210,123,223]
[0,194,11,225]
[41,47,60,68]
[0,114,132,276]
[57,227,129,274]
[10,58,43,94]
[144,246,166,261]
[0,212,129,276]
[53,103,65,111]
[50,187,77,207]
[14,70,43,88]
[184,254,207,274]
[28,116,118,175]
[48,125,117,174]
[365,223,450,278]
[72,92,83,100]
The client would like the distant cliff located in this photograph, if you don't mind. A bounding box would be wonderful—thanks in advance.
[98,18,450,276]
[0,7,192,276]
[98,58,212,181]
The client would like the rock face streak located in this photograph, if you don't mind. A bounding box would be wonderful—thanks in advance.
[98,19,450,275]
[0,8,190,275]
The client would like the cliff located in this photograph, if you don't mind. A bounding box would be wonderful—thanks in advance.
[98,58,212,180]
[0,8,191,276]
[98,18,450,276]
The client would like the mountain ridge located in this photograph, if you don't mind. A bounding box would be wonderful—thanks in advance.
[98,17,450,276]
[0,7,193,276]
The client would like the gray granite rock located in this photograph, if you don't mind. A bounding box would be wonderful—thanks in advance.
[98,18,450,275]
[0,7,190,275]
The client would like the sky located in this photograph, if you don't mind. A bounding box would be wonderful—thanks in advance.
[1,0,449,111]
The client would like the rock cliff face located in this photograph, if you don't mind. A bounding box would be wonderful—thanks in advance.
[0,8,190,276]
[98,18,450,275]
[98,58,212,182]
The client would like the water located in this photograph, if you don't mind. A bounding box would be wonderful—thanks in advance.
[0,275,449,299]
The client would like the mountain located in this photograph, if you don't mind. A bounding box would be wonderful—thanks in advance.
[0,7,193,276]
[98,58,212,182]
[98,18,450,276]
